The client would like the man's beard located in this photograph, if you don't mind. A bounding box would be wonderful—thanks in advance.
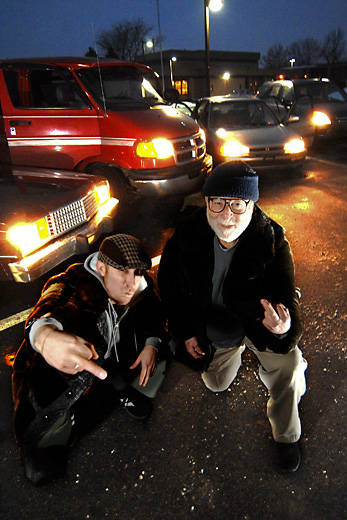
[206,208,252,244]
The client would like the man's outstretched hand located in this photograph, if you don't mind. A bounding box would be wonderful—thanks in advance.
[34,325,107,380]
[261,299,291,335]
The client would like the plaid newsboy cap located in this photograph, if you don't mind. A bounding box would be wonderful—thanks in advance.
[98,234,151,271]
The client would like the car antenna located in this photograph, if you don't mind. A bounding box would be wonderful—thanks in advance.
[92,23,107,116]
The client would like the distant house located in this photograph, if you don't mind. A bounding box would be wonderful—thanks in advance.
[140,49,271,99]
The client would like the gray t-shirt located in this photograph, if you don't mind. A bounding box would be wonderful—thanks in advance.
[206,236,245,349]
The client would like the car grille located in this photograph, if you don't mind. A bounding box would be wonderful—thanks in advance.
[46,191,97,236]
[172,133,205,165]
[247,145,285,157]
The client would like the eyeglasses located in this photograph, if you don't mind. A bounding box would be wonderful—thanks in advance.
[208,197,250,214]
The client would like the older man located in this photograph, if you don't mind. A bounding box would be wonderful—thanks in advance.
[158,161,307,472]
[12,234,167,485]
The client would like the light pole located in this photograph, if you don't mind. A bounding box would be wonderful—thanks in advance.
[142,40,154,64]
[204,0,223,97]
[222,71,230,94]
[156,0,165,93]
[170,56,177,87]
[290,58,296,78]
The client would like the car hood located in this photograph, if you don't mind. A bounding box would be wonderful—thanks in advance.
[0,166,101,226]
[209,124,300,146]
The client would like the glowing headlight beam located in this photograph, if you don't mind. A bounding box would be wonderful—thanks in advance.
[312,111,331,127]
[284,138,306,154]
[136,138,174,159]
[220,141,249,158]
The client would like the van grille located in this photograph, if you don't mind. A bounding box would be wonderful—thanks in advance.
[172,132,205,165]
[46,191,97,236]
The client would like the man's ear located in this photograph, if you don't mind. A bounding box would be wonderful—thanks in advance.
[96,260,106,277]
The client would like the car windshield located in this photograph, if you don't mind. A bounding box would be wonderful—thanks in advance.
[209,100,279,129]
[77,66,166,110]
[294,82,347,103]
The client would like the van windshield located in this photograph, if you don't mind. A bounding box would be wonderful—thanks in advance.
[77,66,166,110]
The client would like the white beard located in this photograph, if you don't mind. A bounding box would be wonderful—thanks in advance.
[206,207,253,244]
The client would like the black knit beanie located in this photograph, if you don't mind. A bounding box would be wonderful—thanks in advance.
[98,234,151,270]
[202,161,259,201]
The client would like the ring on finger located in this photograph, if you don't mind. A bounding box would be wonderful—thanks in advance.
[74,363,80,371]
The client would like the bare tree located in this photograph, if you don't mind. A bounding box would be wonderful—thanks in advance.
[85,46,97,57]
[321,27,346,64]
[97,18,152,61]
[261,44,288,68]
[287,38,321,66]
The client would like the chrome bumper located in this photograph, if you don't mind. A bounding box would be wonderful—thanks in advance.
[129,155,213,197]
[8,199,118,283]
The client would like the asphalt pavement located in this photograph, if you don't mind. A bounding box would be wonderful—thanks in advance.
[0,150,346,520]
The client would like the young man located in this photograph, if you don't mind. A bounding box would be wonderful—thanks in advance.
[158,161,307,473]
[12,234,168,485]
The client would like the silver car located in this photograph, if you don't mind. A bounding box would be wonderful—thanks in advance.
[193,96,307,169]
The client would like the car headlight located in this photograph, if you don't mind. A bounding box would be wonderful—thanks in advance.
[312,111,331,126]
[136,138,174,159]
[284,138,306,154]
[8,219,50,256]
[94,182,110,206]
[220,141,250,158]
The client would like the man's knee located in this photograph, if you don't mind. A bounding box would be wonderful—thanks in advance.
[201,372,230,393]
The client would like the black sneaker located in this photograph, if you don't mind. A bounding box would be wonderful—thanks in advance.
[275,441,301,473]
[118,387,153,419]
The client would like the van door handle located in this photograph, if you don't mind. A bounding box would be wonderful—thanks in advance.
[10,120,32,126]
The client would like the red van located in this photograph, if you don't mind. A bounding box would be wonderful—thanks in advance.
[0,57,212,203]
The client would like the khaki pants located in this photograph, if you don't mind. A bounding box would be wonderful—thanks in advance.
[201,340,307,443]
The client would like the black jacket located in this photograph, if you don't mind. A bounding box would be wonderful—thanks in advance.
[12,261,167,447]
[158,205,302,370]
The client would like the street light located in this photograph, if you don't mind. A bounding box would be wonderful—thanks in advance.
[170,56,177,87]
[146,39,154,52]
[204,0,223,96]
[142,39,155,63]
[290,58,296,78]
[222,71,230,94]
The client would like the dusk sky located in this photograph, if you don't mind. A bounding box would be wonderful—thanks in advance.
[1,0,346,61]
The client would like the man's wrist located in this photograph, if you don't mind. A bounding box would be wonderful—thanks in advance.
[29,317,63,351]
[33,325,57,354]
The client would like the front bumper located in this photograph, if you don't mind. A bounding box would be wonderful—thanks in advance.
[215,152,306,170]
[5,199,118,283]
[126,154,213,197]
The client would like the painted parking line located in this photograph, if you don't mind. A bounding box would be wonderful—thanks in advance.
[0,308,32,332]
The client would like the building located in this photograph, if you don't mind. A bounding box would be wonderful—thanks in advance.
[141,49,266,99]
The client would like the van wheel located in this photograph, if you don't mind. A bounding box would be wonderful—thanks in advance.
[85,164,136,207]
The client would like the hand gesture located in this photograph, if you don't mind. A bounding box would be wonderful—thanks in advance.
[34,325,107,380]
[185,337,205,359]
[260,299,291,335]
[130,345,157,387]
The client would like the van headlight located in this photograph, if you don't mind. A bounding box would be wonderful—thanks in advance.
[284,138,306,154]
[220,141,249,158]
[136,138,174,159]
[312,111,331,127]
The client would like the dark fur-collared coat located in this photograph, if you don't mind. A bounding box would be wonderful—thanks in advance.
[158,205,302,371]
[12,263,167,447]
